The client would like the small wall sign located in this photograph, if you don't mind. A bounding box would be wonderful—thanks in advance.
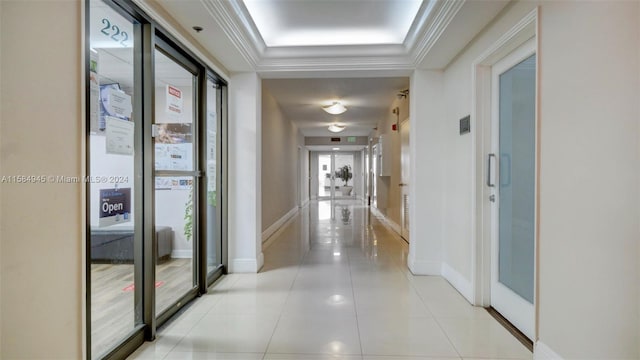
[460,115,471,135]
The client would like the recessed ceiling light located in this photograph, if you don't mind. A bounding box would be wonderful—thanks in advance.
[322,101,347,115]
[328,124,345,133]
[192,26,203,33]
[332,147,340,150]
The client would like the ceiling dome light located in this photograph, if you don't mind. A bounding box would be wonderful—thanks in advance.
[328,124,346,133]
[322,101,347,115]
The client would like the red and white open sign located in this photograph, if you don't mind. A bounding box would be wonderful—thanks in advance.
[166,84,183,116]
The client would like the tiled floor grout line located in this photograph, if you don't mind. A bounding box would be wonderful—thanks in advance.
[347,204,365,359]
[262,208,310,360]
[408,278,464,360]
[132,200,531,360]
[160,274,244,359]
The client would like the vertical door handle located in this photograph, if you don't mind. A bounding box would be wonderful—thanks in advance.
[487,153,496,187]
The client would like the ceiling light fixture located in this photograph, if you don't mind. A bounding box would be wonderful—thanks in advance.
[328,124,346,133]
[322,101,347,115]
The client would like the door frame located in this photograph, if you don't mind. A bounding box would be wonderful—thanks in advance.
[151,33,203,327]
[85,1,228,358]
[489,39,536,340]
[471,7,539,335]
[399,117,410,241]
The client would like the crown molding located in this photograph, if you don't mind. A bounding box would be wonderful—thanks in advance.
[403,0,440,50]
[207,0,467,74]
[200,0,263,67]
[262,44,409,59]
[409,0,466,66]
[257,56,415,75]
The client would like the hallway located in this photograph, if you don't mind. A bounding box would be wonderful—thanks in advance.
[128,200,531,360]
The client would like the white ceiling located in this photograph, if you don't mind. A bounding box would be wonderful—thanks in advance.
[143,0,510,73]
[242,0,423,47]
[130,0,510,139]
[264,77,409,136]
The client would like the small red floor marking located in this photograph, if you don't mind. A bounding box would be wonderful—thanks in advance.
[122,281,165,292]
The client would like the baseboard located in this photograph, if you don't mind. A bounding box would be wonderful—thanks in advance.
[387,219,402,235]
[408,256,441,275]
[534,341,563,359]
[370,206,402,236]
[230,253,264,273]
[262,206,298,243]
[170,250,192,259]
[441,262,474,304]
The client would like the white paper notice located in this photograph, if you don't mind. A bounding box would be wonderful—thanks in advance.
[166,85,183,118]
[105,87,132,119]
[154,143,192,170]
[106,116,134,155]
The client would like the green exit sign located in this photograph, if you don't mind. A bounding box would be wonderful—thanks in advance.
[347,136,356,143]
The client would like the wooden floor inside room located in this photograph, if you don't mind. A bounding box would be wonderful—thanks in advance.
[91,258,192,358]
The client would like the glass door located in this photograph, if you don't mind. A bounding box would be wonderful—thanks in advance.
[317,153,355,199]
[204,77,223,281]
[489,39,536,339]
[87,2,228,358]
[153,45,199,318]
[87,1,143,358]
[333,153,355,199]
[318,153,335,198]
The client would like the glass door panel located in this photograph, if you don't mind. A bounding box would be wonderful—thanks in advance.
[498,54,536,303]
[88,0,140,357]
[205,77,222,276]
[153,48,197,316]
[490,42,536,340]
[334,153,354,198]
[318,154,334,198]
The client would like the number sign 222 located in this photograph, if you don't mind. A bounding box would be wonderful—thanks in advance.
[100,18,129,46]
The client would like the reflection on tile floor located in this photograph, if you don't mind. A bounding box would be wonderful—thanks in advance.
[128,200,532,360]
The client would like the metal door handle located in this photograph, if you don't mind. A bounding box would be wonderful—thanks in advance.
[399,183,408,187]
[489,194,496,202]
[487,153,496,187]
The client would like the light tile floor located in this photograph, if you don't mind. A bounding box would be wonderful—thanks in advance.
[128,200,532,360]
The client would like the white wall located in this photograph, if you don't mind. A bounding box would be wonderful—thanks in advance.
[299,137,310,206]
[418,0,640,357]
[372,97,410,227]
[228,72,263,272]
[440,0,542,290]
[353,151,363,198]
[408,70,445,275]
[261,88,300,231]
[0,1,3,355]
[0,1,83,358]
[537,2,639,357]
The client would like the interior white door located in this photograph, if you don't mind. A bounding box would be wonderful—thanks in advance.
[489,38,536,340]
[400,118,410,241]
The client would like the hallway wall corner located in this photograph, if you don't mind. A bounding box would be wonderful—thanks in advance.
[407,257,441,276]
[407,69,446,278]
[228,72,263,274]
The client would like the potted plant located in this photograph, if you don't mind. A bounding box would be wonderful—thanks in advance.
[335,164,353,196]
